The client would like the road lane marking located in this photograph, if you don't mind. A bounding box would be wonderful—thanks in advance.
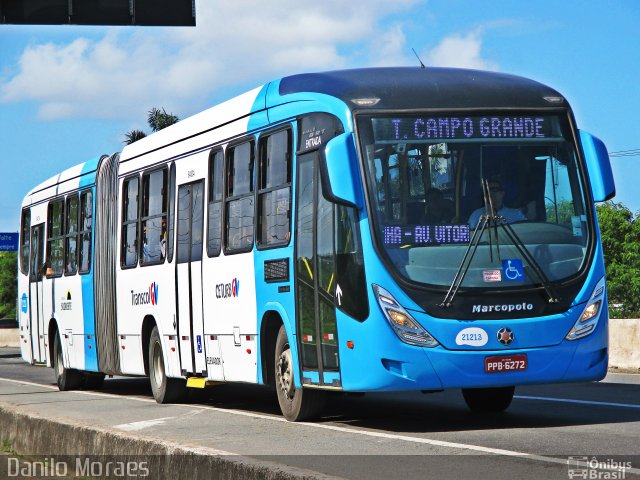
[515,395,640,409]
[1,377,639,475]
[114,417,176,431]
[295,422,640,474]
[114,407,204,431]
[0,378,58,390]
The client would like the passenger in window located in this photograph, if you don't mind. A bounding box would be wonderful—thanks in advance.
[422,188,455,225]
[80,242,90,272]
[468,180,526,226]
[160,231,166,260]
[142,226,152,263]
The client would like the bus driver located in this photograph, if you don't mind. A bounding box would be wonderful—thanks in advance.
[467,179,526,226]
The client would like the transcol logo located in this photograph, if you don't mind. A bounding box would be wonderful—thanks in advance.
[131,282,159,306]
[216,278,240,299]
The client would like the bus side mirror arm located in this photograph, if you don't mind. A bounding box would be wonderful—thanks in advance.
[579,130,615,202]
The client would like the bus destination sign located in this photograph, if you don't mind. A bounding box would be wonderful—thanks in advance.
[383,224,470,246]
[373,115,560,142]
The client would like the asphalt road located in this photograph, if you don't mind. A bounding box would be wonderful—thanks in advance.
[1,348,639,480]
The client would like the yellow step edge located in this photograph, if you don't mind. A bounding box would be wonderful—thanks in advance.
[186,377,207,389]
[186,377,223,389]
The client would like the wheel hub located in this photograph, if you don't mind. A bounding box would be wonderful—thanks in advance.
[55,345,63,376]
[277,348,294,399]
[152,342,164,388]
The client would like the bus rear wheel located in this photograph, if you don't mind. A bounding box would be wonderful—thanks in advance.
[462,386,515,413]
[53,333,83,391]
[149,326,185,404]
[274,325,326,422]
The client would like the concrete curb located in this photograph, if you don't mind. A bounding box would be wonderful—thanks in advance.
[609,318,640,371]
[0,328,19,348]
[0,404,339,480]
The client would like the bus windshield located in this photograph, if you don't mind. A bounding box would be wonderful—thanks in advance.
[357,113,592,289]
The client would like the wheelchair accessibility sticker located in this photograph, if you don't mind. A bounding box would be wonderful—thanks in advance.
[502,259,525,282]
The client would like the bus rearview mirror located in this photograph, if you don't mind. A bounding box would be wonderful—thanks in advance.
[320,134,361,208]
[579,130,615,202]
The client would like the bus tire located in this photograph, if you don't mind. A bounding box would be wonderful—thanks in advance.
[84,373,105,390]
[53,333,83,391]
[149,326,185,404]
[462,386,515,413]
[275,325,326,421]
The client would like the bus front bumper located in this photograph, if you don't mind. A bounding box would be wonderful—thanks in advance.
[339,323,607,392]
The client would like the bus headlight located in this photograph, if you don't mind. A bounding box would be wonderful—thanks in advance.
[566,277,605,341]
[373,285,439,347]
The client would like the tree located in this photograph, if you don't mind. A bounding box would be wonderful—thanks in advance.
[596,201,640,318]
[147,107,179,132]
[546,199,575,226]
[0,252,17,319]
[124,129,147,145]
[124,107,179,145]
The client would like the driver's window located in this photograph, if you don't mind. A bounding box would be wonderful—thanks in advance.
[544,156,574,226]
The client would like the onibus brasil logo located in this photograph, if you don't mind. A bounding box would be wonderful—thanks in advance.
[131,282,159,306]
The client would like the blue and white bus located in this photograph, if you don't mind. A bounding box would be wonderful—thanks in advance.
[18,67,615,421]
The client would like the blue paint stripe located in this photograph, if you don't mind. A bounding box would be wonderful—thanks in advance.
[79,158,100,371]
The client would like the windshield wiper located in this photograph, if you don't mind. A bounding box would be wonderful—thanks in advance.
[440,179,494,308]
[440,179,560,308]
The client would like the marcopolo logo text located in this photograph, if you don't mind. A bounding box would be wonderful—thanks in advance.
[472,302,534,314]
[131,282,159,306]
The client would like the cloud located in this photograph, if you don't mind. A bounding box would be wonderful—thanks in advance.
[0,31,216,120]
[0,1,499,122]
[367,23,411,67]
[0,0,418,121]
[424,30,498,71]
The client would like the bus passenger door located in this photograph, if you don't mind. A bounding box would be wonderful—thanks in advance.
[176,180,207,376]
[28,224,46,364]
[295,151,342,388]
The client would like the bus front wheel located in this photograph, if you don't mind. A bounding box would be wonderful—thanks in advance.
[462,386,515,413]
[149,326,185,404]
[53,333,83,391]
[274,325,326,422]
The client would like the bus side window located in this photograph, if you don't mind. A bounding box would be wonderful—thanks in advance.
[47,199,65,277]
[225,140,255,253]
[79,190,92,274]
[207,149,223,257]
[121,176,140,267]
[257,128,291,247]
[140,168,168,266]
[20,208,30,276]
[65,194,79,275]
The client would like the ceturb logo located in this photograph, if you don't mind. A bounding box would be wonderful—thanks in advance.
[216,278,239,299]
[131,282,159,306]
[472,302,533,314]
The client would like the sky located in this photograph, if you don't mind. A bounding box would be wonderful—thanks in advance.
[0,0,639,232]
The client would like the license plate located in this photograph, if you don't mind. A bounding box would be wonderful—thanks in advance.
[485,354,527,373]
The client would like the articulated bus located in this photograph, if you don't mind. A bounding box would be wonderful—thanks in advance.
[18,68,615,421]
